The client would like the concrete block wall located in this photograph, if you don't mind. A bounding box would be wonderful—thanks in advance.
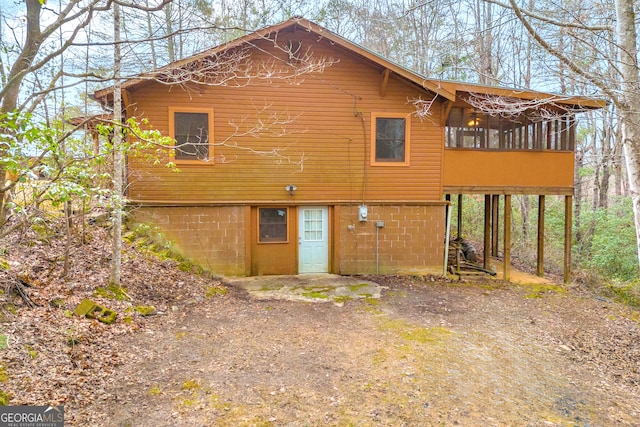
[337,204,445,275]
[131,206,247,276]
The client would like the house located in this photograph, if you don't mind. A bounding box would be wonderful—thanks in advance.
[94,18,604,279]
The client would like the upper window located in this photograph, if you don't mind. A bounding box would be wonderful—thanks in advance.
[258,208,288,243]
[169,107,214,163]
[371,113,410,166]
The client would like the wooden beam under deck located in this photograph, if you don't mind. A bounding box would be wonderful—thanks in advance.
[484,195,491,269]
[443,186,575,196]
[537,195,545,277]
[491,194,499,257]
[457,194,463,239]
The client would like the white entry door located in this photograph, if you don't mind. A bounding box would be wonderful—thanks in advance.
[298,207,329,273]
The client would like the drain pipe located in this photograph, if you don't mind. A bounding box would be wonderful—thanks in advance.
[443,201,452,277]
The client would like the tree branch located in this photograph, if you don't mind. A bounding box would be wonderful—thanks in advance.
[484,0,613,32]
[504,0,619,105]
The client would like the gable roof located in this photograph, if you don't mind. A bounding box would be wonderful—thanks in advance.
[94,17,606,110]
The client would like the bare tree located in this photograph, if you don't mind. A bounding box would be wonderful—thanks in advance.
[110,1,123,286]
[482,0,640,269]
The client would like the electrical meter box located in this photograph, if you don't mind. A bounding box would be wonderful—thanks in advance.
[358,205,368,222]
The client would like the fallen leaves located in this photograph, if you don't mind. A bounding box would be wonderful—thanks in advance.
[0,223,224,424]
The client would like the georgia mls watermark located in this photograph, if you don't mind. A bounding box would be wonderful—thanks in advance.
[0,406,64,427]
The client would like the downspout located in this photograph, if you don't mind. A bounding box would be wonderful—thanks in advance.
[375,220,384,274]
[376,225,379,274]
[443,201,452,276]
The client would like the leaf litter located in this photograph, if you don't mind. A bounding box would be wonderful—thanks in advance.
[0,225,639,426]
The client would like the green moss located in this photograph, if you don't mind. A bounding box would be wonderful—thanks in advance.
[0,365,8,382]
[122,231,137,244]
[0,258,9,271]
[0,335,7,350]
[180,398,198,407]
[378,317,452,344]
[349,283,370,292]
[302,290,330,299]
[149,385,163,396]
[178,261,194,272]
[94,284,130,301]
[359,297,382,314]
[385,290,408,298]
[25,345,37,359]
[123,316,133,324]
[30,223,50,241]
[363,297,379,306]
[606,280,640,309]
[521,283,567,299]
[181,379,201,391]
[372,349,387,365]
[134,305,157,316]
[66,327,81,347]
[74,299,96,317]
[175,331,189,340]
[0,390,9,406]
[333,295,352,304]
[48,298,66,308]
[85,305,117,324]
[205,286,228,298]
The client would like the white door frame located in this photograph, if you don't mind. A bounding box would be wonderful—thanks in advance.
[298,206,329,273]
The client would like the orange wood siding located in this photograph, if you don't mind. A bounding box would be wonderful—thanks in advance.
[125,32,443,204]
[442,149,575,193]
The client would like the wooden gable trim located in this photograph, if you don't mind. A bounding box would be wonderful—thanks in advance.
[380,69,390,98]
[95,18,456,103]
[122,89,134,118]
[440,101,453,127]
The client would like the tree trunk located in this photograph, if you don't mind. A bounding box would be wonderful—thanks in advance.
[164,3,175,62]
[615,0,640,269]
[0,0,44,225]
[145,0,158,69]
[110,2,123,286]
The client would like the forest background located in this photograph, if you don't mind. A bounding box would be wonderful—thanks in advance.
[0,0,638,294]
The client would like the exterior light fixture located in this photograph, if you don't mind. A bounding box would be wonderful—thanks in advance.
[467,117,480,127]
[285,184,297,195]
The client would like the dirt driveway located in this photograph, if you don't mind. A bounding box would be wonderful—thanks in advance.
[84,276,640,426]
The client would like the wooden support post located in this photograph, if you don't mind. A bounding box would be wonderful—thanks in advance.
[564,195,573,283]
[491,194,499,256]
[537,195,545,277]
[503,195,512,281]
[457,194,463,238]
[484,195,491,269]
[445,194,451,223]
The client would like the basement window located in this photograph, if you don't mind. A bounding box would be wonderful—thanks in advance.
[169,107,214,163]
[259,208,289,243]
